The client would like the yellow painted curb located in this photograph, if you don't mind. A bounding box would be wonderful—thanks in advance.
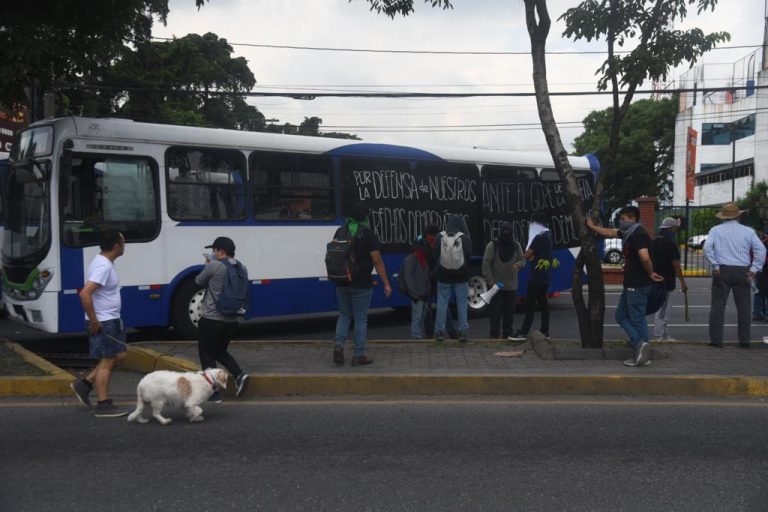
[682,269,709,277]
[124,346,200,373]
[0,341,74,396]
[118,346,768,399]
[245,374,768,398]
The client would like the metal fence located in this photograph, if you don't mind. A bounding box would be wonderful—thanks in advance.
[656,205,768,277]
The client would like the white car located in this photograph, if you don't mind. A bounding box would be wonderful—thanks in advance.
[602,238,623,264]
[687,234,707,249]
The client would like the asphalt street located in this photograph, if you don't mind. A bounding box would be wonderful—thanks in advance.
[2,397,766,511]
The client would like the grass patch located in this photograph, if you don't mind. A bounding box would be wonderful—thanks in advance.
[0,344,48,376]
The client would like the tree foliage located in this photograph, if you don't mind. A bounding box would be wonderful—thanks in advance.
[356,0,452,18]
[738,181,768,231]
[77,32,265,131]
[572,97,677,211]
[0,0,209,115]
[560,0,730,217]
[561,0,730,92]
[264,117,360,140]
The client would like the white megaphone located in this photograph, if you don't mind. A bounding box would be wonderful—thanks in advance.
[480,282,504,305]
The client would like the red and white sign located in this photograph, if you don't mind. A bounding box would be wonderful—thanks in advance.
[686,127,697,202]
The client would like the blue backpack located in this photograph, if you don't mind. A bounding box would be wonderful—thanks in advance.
[215,259,250,315]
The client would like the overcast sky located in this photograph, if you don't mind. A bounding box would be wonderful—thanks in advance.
[152,0,767,152]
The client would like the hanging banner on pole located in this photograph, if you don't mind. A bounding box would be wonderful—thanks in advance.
[686,127,697,202]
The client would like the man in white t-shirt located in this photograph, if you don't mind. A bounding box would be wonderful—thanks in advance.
[70,230,128,417]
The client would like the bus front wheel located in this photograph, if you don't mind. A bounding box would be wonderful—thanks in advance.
[171,278,205,340]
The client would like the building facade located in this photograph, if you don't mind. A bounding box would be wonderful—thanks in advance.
[673,50,766,206]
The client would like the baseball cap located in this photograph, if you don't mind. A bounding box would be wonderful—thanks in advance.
[204,236,236,255]
[659,217,678,230]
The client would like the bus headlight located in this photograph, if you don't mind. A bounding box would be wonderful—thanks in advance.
[5,269,54,301]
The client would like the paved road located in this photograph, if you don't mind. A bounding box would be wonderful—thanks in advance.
[5,279,768,350]
[2,397,766,511]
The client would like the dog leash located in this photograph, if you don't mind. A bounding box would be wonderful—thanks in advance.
[93,322,130,347]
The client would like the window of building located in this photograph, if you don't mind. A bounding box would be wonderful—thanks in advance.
[166,147,246,221]
[701,114,755,145]
[250,152,334,221]
[695,162,754,186]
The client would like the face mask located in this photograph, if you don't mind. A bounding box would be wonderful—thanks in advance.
[618,220,635,232]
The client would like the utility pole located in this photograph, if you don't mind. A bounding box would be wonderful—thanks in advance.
[764,0,768,70]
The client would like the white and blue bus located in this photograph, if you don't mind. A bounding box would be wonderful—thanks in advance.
[3,117,598,338]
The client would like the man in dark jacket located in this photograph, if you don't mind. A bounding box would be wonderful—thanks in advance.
[482,221,525,339]
[333,203,392,366]
[434,215,472,342]
[510,213,554,341]
[400,237,432,338]
[652,217,688,341]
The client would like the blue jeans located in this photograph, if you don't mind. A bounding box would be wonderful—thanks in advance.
[410,299,429,339]
[334,287,374,357]
[435,281,469,335]
[615,285,651,348]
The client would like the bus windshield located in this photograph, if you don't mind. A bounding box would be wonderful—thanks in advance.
[3,160,51,263]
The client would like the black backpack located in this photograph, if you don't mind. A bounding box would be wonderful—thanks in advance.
[215,259,250,315]
[325,225,359,285]
[645,281,667,315]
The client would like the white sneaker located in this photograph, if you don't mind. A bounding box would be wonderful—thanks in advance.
[635,342,651,366]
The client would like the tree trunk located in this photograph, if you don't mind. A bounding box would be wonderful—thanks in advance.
[525,0,605,348]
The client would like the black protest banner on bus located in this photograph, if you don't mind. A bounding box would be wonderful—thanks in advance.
[480,167,595,249]
[339,158,482,253]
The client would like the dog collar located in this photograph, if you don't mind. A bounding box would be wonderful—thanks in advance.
[202,370,215,388]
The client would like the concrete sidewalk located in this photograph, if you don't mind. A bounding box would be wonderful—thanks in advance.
[82,338,768,399]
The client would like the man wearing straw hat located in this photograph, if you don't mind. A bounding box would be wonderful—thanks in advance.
[703,202,766,348]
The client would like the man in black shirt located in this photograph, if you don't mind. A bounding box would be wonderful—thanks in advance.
[510,212,554,341]
[587,206,664,366]
[652,217,688,341]
[333,203,392,367]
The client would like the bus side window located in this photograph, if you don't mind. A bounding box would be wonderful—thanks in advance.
[60,155,159,247]
[250,152,334,221]
[165,147,246,221]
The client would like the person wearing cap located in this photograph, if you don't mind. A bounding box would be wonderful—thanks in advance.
[651,217,688,341]
[586,206,664,367]
[195,236,249,400]
[333,203,392,366]
[703,202,766,348]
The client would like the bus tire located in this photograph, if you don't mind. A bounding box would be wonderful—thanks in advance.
[467,272,490,318]
[171,278,205,340]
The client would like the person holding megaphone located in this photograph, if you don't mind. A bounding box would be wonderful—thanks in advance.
[482,221,526,340]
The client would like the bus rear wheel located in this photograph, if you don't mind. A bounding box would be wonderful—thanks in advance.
[171,278,205,340]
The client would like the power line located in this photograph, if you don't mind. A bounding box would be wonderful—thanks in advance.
[150,37,762,56]
[69,82,768,99]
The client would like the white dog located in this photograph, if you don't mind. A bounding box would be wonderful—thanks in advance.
[127,368,229,425]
